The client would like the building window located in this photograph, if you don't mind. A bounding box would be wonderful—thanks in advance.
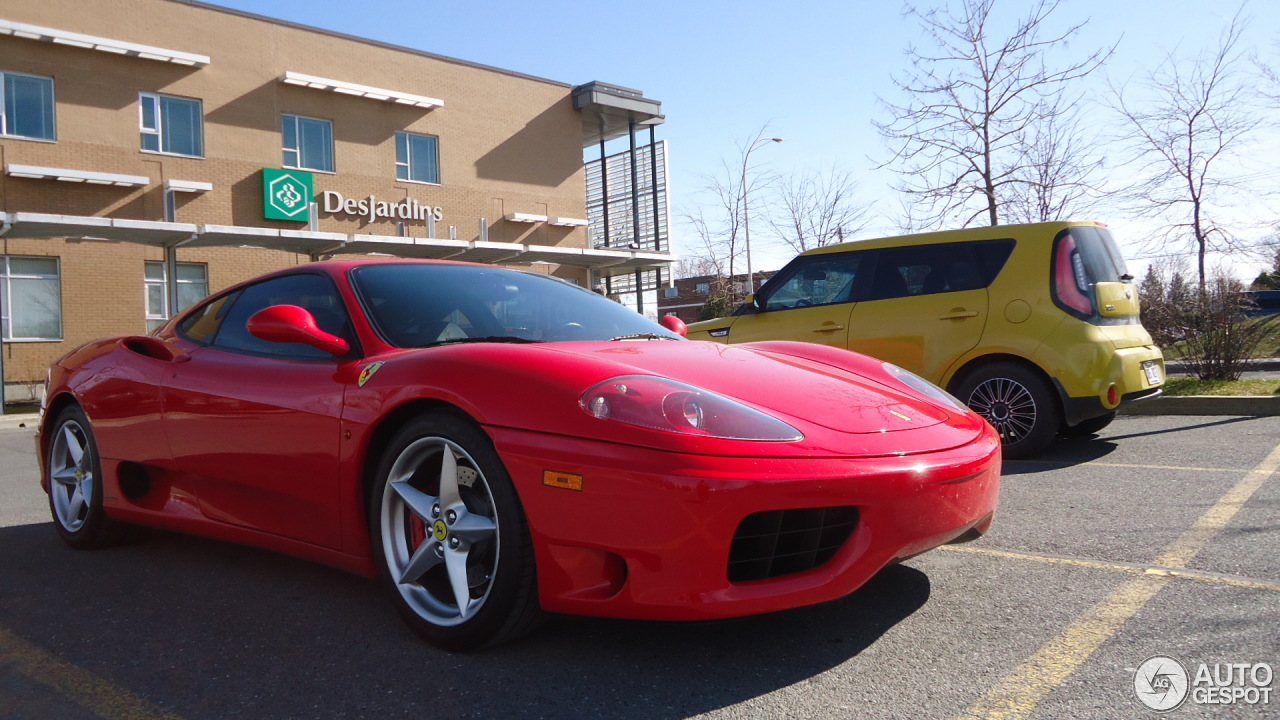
[282,114,334,172]
[139,93,203,157]
[145,261,208,331]
[1,71,55,140]
[695,282,710,295]
[395,131,439,184]
[1,256,61,341]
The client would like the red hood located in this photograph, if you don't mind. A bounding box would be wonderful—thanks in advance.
[540,340,951,434]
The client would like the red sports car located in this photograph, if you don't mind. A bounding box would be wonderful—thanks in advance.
[38,259,1000,650]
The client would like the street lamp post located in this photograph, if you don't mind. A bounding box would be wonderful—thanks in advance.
[741,136,782,297]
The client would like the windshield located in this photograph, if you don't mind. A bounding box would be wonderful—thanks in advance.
[350,263,683,347]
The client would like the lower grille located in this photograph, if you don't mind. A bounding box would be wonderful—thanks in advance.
[728,506,859,582]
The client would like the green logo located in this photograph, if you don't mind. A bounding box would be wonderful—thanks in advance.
[262,169,314,221]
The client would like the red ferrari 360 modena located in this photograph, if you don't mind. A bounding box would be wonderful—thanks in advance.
[38,259,1000,650]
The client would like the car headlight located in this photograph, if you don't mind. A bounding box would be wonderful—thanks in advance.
[882,362,969,412]
[580,375,803,441]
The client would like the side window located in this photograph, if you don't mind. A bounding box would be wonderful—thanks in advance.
[395,131,440,183]
[212,274,351,359]
[146,261,208,331]
[139,93,203,157]
[178,292,236,343]
[282,114,334,172]
[1,71,56,140]
[759,253,863,311]
[863,240,1014,301]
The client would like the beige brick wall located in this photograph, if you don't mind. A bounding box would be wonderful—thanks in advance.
[0,0,594,385]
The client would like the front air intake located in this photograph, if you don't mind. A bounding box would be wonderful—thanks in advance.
[728,506,859,582]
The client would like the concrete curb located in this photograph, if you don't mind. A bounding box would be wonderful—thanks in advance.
[1119,395,1280,416]
[0,413,38,430]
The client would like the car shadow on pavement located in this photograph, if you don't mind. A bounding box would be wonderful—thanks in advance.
[0,521,930,720]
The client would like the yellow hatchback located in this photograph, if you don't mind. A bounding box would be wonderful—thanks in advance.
[687,221,1165,458]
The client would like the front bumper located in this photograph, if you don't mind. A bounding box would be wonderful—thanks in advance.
[489,424,1001,620]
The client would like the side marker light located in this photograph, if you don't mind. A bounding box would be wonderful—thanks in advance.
[543,470,584,492]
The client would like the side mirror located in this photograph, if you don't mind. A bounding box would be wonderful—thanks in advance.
[247,304,350,356]
[659,314,688,337]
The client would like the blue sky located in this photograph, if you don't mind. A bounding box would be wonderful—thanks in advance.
[209,0,1278,276]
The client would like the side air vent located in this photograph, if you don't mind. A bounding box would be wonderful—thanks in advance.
[728,506,859,583]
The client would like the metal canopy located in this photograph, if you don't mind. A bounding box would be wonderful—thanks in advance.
[0,212,674,277]
[573,81,664,147]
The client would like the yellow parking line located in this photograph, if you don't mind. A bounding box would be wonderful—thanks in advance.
[1007,460,1246,473]
[0,626,184,720]
[942,545,1280,592]
[956,441,1280,720]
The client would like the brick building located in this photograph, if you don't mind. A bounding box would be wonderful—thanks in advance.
[0,0,672,402]
[658,271,777,324]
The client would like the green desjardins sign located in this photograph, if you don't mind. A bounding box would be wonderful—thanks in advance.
[262,168,314,221]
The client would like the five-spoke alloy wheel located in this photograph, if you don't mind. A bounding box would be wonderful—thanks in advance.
[46,405,123,549]
[371,412,540,650]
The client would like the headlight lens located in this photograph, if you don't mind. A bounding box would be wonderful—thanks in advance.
[580,375,803,441]
[882,362,969,412]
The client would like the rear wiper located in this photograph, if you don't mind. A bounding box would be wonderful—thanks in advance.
[608,332,679,341]
[422,336,537,347]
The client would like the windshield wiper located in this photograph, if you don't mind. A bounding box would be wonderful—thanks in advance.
[608,332,679,341]
[420,336,538,348]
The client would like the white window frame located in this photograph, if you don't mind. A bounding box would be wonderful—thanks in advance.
[1,255,62,341]
[145,261,208,331]
[282,113,334,173]
[394,130,440,184]
[139,92,204,157]
[1,70,56,141]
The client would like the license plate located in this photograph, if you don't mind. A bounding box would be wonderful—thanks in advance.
[1142,360,1162,386]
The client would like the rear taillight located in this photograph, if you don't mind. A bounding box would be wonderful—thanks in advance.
[1053,233,1093,316]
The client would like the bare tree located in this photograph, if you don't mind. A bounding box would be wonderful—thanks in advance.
[765,166,873,253]
[876,0,1111,228]
[677,128,780,302]
[1001,97,1103,224]
[1109,10,1261,289]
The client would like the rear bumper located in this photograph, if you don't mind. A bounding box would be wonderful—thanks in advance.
[489,424,1001,620]
[1057,344,1165,426]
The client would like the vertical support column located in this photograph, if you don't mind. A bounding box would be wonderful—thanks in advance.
[163,189,180,329]
[629,119,643,313]
[599,136,612,298]
[649,126,664,296]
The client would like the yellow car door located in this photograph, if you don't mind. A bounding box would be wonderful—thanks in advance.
[695,251,866,349]
[845,244,990,384]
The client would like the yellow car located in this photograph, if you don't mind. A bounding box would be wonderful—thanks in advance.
[687,221,1165,458]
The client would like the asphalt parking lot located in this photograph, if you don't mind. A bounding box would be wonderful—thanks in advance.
[1,414,1277,719]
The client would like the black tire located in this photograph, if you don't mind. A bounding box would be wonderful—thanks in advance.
[46,405,125,549]
[369,411,542,650]
[1062,411,1117,437]
[952,362,1060,459]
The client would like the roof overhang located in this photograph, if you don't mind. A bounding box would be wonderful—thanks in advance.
[280,72,443,109]
[573,81,664,147]
[0,212,674,277]
[0,18,209,66]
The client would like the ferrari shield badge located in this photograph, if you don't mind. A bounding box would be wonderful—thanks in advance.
[357,361,385,387]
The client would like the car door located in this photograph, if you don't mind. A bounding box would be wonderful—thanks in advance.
[846,243,991,383]
[710,251,865,348]
[162,272,358,549]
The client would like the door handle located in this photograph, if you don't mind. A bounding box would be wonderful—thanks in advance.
[938,309,978,320]
[812,323,844,333]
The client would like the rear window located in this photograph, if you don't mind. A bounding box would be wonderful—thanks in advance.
[1051,226,1131,321]
[1065,226,1129,282]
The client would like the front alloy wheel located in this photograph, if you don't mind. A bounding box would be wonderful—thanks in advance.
[954,362,1059,459]
[372,413,540,650]
[47,405,124,549]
